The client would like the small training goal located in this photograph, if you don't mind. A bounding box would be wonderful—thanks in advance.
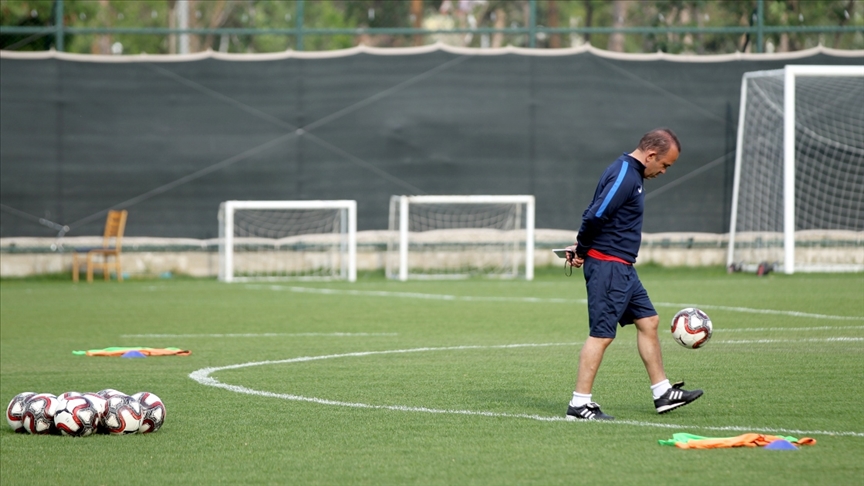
[218,200,356,282]
[386,195,535,281]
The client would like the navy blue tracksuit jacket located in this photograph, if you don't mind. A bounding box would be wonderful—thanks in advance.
[575,153,646,264]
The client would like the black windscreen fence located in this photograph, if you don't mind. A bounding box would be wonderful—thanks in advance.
[1,48,860,238]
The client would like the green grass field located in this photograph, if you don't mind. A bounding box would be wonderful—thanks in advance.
[1,267,863,485]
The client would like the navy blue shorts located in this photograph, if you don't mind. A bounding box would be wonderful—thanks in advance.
[583,257,657,338]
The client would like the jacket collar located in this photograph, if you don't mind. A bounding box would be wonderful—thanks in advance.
[621,153,646,178]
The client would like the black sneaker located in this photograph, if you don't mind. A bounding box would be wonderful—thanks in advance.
[654,381,703,414]
[566,402,614,421]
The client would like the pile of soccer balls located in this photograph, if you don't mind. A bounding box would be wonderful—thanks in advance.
[6,389,165,437]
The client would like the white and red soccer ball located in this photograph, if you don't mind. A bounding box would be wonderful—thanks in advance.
[81,392,109,424]
[103,395,143,434]
[6,392,36,433]
[96,389,126,399]
[54,396,100,437]
[671,307,714,349]
[21,393,60,435]
[131,392,166,434]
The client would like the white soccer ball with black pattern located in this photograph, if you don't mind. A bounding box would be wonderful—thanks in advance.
[6,392,36,433]
[97,388,126,399]
[131,392,166,434]
[58,391,83,401]
[54,396,100,437]
[132,392,166,434]
[22,393,59,435]
[103,395,142,434]
[671,308,713,349]
[81,392,109,424]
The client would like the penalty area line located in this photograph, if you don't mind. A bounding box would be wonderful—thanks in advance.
[188,343,864,438]
[716,325,864,332]
[716,337,863,344]
[123,328,864,340]
[249,284,864,321]
[121,332,398,338]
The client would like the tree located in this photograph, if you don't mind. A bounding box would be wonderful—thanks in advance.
[0,0,56,51]
[608,0,626,52]
[1,1,861,54]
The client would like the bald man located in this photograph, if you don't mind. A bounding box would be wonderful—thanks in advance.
[564,128,703,420]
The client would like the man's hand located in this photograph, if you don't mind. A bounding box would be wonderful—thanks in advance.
[565,245,584,268]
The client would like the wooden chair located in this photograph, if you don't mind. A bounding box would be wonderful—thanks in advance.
[72,210,128,283]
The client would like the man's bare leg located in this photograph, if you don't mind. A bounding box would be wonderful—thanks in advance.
[634,314,705,413]
[568,336,616,420]
[634,315,667,385]
[575,336,614,394]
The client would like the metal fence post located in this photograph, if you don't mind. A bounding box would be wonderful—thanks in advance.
[528,0,537,48]
[756,0,764,53]
[295,0,304,51]
[54,0,64,51]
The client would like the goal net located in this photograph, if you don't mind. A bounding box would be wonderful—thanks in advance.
[386,195,535,280]
[728,65,864,274]
[218,200,356,282]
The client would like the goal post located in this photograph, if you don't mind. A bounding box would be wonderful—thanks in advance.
[386,195,535,281]
[728,65,864,274]
[219,200,356,282]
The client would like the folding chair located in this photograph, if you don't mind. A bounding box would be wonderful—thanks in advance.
[72,210,128,283]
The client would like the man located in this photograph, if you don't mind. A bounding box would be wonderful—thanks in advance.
[564,128,703,421]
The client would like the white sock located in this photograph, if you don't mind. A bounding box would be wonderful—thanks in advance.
[651,379,671,400]
[570,392,592,408]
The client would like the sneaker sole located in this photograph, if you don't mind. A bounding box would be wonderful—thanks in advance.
[656,391,703,414]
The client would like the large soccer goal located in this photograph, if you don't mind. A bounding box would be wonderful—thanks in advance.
[218,200,356,282]
[386,195,535,281]
[728,65,864,274]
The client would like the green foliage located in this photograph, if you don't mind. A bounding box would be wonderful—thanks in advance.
[1,270,863,484]
[2,0,861,53]
[302,0,355,51]
[67,0,168,55]
[0,0,56,50]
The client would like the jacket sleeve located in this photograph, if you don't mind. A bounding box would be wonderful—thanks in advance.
[575,162,632,256]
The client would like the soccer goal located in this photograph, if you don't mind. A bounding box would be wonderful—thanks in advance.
[386,195,535,281]
[728,65,864,274]
[218,200,356,282]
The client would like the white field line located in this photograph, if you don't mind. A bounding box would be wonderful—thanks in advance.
[716,325,864,332]
[654,302,864,321]
[716,337,864,344]
[250,284,864,321]
[121,332,398,338]
[125,335,863,344]
[188,343,864,438]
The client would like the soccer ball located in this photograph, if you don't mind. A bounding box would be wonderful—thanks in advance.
[81,392,109,423]
[58,391,83,401]
[54,397,100,437]
[671,308,714,349]
[22,393,59,435]
[103,395,142,434]
[131,392,166,434]
[97,388,126,399]
[6,392,36,433]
